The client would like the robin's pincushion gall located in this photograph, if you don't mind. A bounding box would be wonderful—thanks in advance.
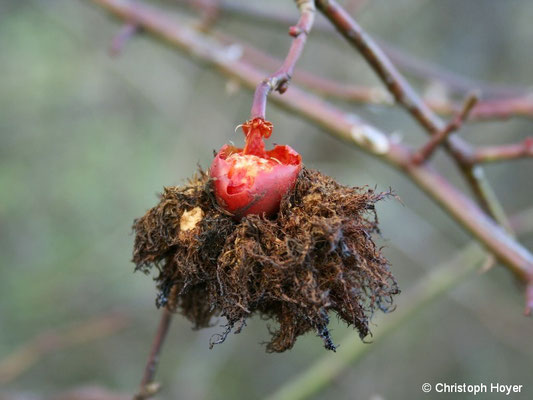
[133,119,398,352]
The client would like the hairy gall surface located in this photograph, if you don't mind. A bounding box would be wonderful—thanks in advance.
[132,168,398,352]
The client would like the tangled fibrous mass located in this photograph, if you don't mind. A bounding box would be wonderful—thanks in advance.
[133,168,398,352]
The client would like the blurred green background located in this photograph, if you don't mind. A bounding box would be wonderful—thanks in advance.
[1,0,532,399]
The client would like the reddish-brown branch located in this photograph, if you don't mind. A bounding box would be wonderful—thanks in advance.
[315,0,510,227]
[190,0,221,31]
[0,313,130,385]
[471,138,533,164]
[110,21,139,56]
[526,280,533,316]
[215,31,533,121]
[175,0,533,121]
[90,0,533,304]
[173,0,528,100]
[452,96,533,121]
[424,96,533,122]
[250,0,315,119]
[133,308,173,400]
[215,31,393,105]
[413,93,478,164]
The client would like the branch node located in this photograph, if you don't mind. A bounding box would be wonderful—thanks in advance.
[133,382,161,400]
[250,0,315,119]
[411,92,479,165]
[278,81,290,94]
[289,25,303,37]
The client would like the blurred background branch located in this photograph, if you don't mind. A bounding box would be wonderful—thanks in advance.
[2,0,533,398]
[0,313,130,385]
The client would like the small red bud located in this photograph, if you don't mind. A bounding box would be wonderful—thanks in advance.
[210,118,302,219]
[278,81,289,94]
[289,26,302,37]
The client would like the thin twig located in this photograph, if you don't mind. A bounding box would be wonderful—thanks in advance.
[214,30,393,104]
[133,308,173,400]
[172,0,529,100]
[344,0,368,15]
[471,137,533,164]
[174,0,533,122]
[193,0,221,32]
[90,0,533,295]
[110,22,139,56]
[526,281,533,316]
[412,93,478,164]
[214,31,533,121]
[315,0,511,230]
[0,313,130,385]
[250,0,315,119]
[446,96,533,121]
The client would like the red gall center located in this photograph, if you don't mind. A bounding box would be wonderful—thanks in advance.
[210,118,302,219]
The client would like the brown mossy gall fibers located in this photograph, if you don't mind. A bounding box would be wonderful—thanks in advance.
[133,168,399,352]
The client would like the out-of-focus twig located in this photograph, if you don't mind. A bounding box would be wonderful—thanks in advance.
[432,95,533,121]
[344,0,368,15]
[133,308,172,400]
[54,386,131,400]
[412,93,478,164]
[0,386,130,400]
[189,0,221,31]
[0,313,130,385]
[109,21,140,56]
[471,137,533,164]
[250,0,315,119]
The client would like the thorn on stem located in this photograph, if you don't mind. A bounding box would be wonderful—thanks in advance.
[478,254,495,274]
[289,25,303,37]
[109,22,139,56]
[195,0,221,32]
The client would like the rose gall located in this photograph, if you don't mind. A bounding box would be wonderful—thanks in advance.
[132,120,398,352]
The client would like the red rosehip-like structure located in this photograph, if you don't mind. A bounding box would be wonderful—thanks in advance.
[133,119,398,352]
[210,118,301,219]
